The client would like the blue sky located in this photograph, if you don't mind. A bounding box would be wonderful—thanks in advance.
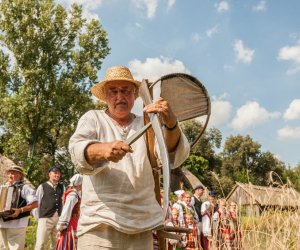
[58,0,300,167]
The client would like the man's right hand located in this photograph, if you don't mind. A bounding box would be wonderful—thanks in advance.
[85,141,133,165]
[102,141,133,162]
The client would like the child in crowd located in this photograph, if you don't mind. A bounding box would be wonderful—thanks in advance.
[185,213,201,250]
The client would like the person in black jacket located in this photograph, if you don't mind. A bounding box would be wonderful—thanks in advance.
[191,184,205,222]
[34,166,65,250]
[0,165,38,250]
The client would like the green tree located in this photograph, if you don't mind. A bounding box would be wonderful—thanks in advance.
[221,135,286,186]
[284,163,300,192]
[0,0,110,186]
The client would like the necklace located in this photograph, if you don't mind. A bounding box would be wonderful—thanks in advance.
[106,110,135,139]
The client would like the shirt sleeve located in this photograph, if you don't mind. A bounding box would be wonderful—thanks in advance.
[32,184,43,220]
[21,185,38,205]
[56,192,78,231]
[155,127,190,170]
[69,111,109,175]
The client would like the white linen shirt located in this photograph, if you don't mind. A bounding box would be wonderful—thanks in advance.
[0,183,37,229]
[69,110,190,235]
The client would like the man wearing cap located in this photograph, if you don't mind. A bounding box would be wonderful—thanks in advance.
[0,165,38,250]
[34,166,65,250]
[191,185,205,223]
[69,65,190,249]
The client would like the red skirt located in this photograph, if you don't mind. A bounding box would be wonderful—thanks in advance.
[56,218,78,250]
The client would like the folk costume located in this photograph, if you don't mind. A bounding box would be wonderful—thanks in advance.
[185,222,201,250]
[201,201,213,250]
[34,166,65,250]
[0,167,37,250]
[165,216,186,250]
[69,110,190,249]
[228,209,243,249]
[213,207,231,250]
[56,174,83,250]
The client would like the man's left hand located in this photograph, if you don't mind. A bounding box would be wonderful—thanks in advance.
[143,97,177,128]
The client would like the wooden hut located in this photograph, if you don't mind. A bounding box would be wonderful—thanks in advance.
[226,182,300,217]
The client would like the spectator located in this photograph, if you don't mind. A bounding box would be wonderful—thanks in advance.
[165,208,186,250]
[0,166,38,250]
[185,213,201,250]
[201,191,218,250]
[173,190,186,223]
[56,173,83,250]
[34,166,65,250]
[191,185,205,222]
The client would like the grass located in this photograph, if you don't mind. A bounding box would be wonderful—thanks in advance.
[242,209,300,250]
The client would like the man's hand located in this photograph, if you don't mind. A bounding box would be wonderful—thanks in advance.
[102,141,133,163]
[143,97,177,129]
[9,208,21,218]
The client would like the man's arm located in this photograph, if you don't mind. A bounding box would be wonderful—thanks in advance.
[84,141,133,165]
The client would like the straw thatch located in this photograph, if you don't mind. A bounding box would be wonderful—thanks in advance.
[170,167,206,192]
[0,154,34,188]
[226,182,300,216]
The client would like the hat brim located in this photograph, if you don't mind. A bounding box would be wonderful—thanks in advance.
[6,169,25,176]
[91,79,141,102]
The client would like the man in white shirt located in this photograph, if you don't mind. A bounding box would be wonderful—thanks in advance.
[0,165,38,250]
[34,166,65,250]
[69,65,190,249]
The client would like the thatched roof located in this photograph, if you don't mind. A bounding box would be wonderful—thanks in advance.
[170,167,207,193]
[226,182,300,208]
[0,154,34,188]
[181,168,205,189]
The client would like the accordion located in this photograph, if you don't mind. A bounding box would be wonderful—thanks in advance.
[0,185,21,217]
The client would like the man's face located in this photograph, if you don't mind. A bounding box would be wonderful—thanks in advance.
[49,170,61,183]
[196,188,204,197]
[209,196,216,204]
[105,81,136,118]
[8,170,22,185]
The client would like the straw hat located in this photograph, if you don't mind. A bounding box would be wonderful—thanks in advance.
[91,66,141,102]
[6,165,25,176]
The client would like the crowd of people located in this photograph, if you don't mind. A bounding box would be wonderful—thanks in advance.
[0,165,83,250]
[163,186,243,250]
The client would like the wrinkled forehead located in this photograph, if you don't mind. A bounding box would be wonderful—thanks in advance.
[105,81,136,89]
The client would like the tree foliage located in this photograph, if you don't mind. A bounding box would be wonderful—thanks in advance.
[0,0,110,186]
[221,135,285,187]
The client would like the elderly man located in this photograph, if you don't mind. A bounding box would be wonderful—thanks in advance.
[0,166,38,250]
[69,65,190,249]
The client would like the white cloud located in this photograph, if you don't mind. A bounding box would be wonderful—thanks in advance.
[253,1,267,12]
[223,64,234,71]
[278,42,300,74]
[209,95,232,127]
[234,40,255,64]
[132,0,158,19]
[283,99,300,120]
[206,25,219,38]
[278,127,300,139]
[191,33,202,43]
[230,101,280,131]
[167,0,176,9]
[128,57,190,82]
[57,0,102,20]
[215,1,229,13]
